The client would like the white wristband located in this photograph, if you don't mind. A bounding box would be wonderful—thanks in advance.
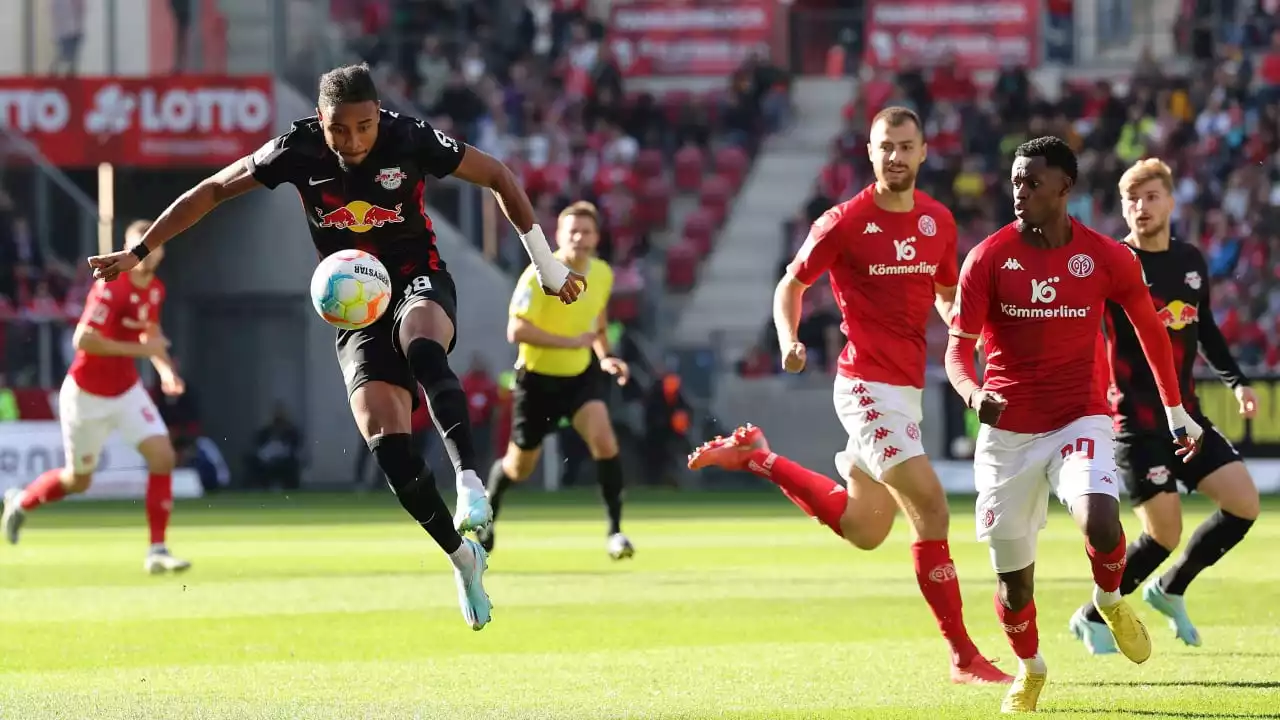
[1164,404,1201,440]
[519,225,569,290]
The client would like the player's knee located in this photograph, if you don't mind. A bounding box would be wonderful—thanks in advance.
[586,428,619,460]
[140,438,176,474]
[504,448,539,481]
[843,524,889,551]
[997,572,1035,611]
[1142,512,1182,550]
[405,338,457,388]
[368,433,424,493]
[1076,494,1123,550]
[1222,483,1261,521]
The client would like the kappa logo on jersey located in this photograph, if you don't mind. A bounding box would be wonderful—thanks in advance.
[1030,277,1059,304]
[1068,253,1094,278]
[872,427,893,442]
[315,201,404,233]
[1185,271,1202,290]
[1001,258,1024,271]
[917,214,937,237]
[863,222,882,234]
[893,236,917,261]
[375,167,407,190]
[1155,299,1199,330]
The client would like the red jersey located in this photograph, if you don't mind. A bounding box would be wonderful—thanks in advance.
[67,276,165,397]
[788,185,959,388]
[952,219,1181,434]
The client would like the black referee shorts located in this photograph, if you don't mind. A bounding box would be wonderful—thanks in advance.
[1116,417,1243,506]
[509,362,608,451]
[335,267,458,408]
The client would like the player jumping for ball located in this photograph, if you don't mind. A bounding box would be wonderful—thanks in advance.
[2,220,190,574]
[945,137,1203,713]
[1068,158,1261,654]
[85,64,585,631]
[689,107,1012,686]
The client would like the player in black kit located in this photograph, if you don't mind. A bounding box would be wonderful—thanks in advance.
[1068,159,1260,653]
[86,64,586,631]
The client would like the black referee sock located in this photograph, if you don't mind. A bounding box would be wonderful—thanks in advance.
[406,338,478,476]
[1159,510,1255,596]
[486,460,515,521]
[1083,532,1170,624]
[596,455,624,535]
[369,433,462,554]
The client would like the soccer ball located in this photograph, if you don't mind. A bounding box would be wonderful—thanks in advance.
[309,250,392,330]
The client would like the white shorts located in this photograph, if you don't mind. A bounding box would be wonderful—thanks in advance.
[974,414,1119,553]
[832,376,925,481]
[59,376,168,474]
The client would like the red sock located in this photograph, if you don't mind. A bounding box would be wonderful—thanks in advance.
[1087,530,1127,592]
[747,450,848,536]
[994,594,1039,660]
[913,540,979,666]
[145,473,173,545]
[20,469,67,511]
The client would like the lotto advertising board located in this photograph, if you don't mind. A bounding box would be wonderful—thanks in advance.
[0,76,274,168]
[0,422,202,500]
[863,0,1040,71]
[608,0,775,77]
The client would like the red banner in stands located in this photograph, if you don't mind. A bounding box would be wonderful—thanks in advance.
[0,76,274,168]
[608,1,775,77]
[863,0,1040,71]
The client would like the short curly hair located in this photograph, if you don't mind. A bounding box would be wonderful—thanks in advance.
[1015,136,1078,184]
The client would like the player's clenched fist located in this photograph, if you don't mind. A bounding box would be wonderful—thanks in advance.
[782,342,807,374]
[968,389,1007,426]
[88,250,139,281]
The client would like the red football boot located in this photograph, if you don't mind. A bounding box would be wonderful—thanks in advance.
[687,424,769,471]
[951,655,1015,685]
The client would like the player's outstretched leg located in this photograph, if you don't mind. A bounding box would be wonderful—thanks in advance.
[992,565,1047,714]
[573,400,632,560]
[2,467,84,544]
[1073,495,1151,664]
[138,435,191,574]
[880,457,1012,685]
[370,432,491,630]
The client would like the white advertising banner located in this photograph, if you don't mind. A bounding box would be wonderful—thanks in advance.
[0,422,203,500]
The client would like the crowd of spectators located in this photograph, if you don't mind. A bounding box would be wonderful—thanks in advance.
[328,0,789,323]
[741,8,1280,378]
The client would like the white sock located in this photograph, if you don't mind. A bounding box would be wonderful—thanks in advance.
[1020,653,1047,675]
[448,540,474,571]
[457,469,485,495]
[149,543,168,554]
[1093,585,1122,610]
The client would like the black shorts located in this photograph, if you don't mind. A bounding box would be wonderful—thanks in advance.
[510,362,608,450]
[335,267,458,406]
[1116,418,1243,506]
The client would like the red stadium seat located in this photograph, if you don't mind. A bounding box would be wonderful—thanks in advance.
[682,208,717,255]
[714,146,750,187]
[635,178,671,231]
[609,292,641,323]
[665,241,699,291]
[698,174,734,226]
[635,149,665,179]
[662,90,693,123]
[673,145,705,192]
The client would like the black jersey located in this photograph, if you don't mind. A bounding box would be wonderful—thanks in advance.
[1103,239,1248,435]
[246,109,465,275]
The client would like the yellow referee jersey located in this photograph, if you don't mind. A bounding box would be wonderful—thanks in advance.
[509,257,613,376]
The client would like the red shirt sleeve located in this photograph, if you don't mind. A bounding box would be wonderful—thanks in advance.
[1106,242,1183,407]
[935,211,960,287]
[786,206,845,286]
[78,282,120,331]
[950,241,992,338]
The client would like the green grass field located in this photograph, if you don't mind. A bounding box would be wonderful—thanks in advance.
[0,489,1276,719]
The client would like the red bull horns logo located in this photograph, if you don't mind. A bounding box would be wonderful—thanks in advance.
[315,201,405,233]
[1156,300,1199,331]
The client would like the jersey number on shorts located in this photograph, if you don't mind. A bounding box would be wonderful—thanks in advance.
[1060,437,1095,460]
[407,276,432,296]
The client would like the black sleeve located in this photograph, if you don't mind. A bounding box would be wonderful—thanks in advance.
[1193,247,1249,388]
[245,130,306,190]
[407,118,467,178]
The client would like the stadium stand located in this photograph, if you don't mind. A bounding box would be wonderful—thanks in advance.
[741,13,1280,378]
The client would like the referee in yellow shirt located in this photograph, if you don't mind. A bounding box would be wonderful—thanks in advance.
[479,201,634,559]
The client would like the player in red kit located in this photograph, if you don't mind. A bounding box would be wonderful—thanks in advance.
[689,107,1011,685]
[944,137,1203,713]
[1,220,190,574]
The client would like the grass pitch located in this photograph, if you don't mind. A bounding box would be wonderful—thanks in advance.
[0,489,1276,719]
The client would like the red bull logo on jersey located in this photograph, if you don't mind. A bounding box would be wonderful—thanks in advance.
[315,201,405,234]
[1156,300,1199,330]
